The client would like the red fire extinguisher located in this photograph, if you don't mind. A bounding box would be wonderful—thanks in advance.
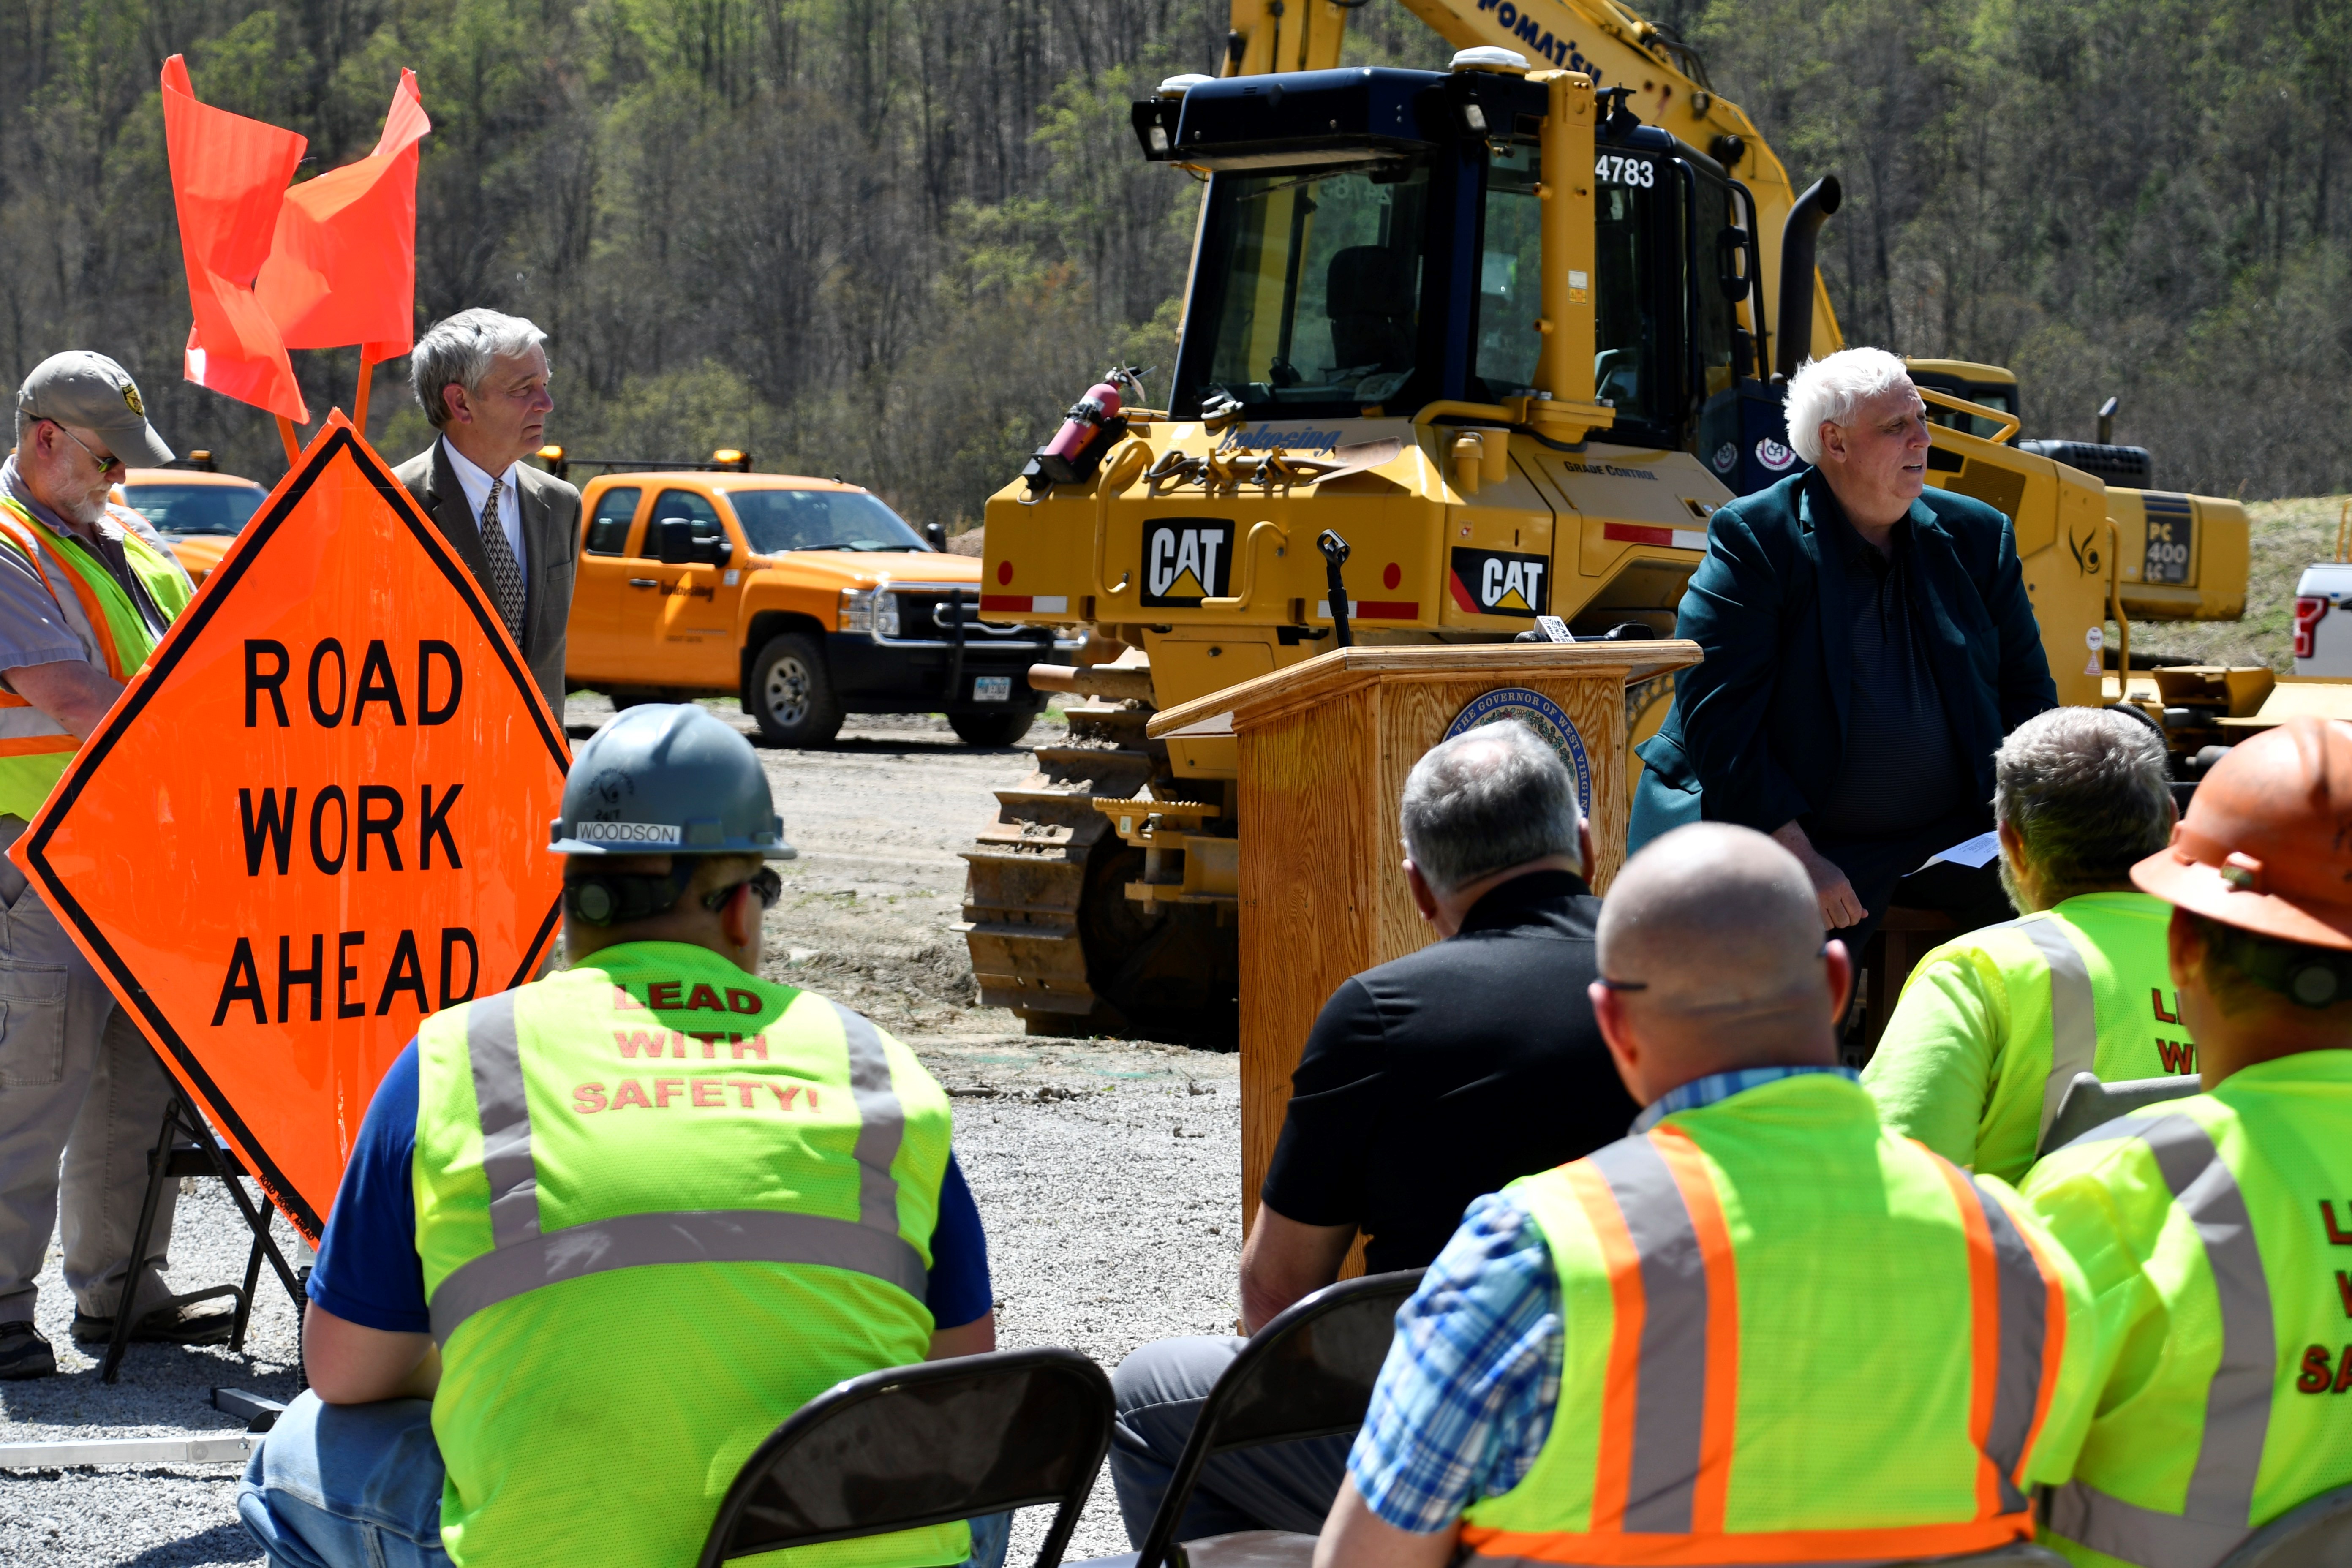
[1022,368,1148,495]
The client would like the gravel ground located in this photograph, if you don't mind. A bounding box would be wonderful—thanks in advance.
[0,698,1244,1565]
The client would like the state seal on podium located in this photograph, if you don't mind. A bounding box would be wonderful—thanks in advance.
[1444,686,1594,814]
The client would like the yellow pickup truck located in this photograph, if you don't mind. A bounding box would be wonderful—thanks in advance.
[562,466,1070,746]
[115,457,266,584]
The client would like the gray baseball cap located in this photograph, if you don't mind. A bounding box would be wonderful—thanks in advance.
[15,351,173,467]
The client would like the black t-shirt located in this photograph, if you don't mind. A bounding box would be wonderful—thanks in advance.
[1259,869,1637,1274]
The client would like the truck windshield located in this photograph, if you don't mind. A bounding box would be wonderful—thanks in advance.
[722,488,927,554]
[1189,159,1432,413]
[121,482,264,535]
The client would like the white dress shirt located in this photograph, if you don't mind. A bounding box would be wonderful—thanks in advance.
[438,436,528,575]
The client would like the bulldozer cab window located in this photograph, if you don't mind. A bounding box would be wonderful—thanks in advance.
[1472,142,1545,400]
[1592,152,1672,438]
[1687,172,1738,403]
[1185,159,1433,414]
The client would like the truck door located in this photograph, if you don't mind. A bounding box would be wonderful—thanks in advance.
[566,484,642,685]
[621,487,735,685]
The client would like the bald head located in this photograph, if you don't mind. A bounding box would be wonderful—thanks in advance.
[1590,824,1849,1104]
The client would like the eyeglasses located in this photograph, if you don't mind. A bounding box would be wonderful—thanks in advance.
[49,422,124,477]
[702,866,784,913]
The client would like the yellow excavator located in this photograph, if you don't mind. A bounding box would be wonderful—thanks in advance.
[956,4,2251,1042]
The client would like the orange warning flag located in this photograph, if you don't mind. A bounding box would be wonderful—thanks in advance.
[256,71,432,364]
[160,55,310,423]
[9,414,567,1239]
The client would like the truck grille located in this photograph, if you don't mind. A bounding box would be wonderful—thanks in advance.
[892,586,1040,641]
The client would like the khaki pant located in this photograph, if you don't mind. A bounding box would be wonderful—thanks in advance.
[0,814,179,1323]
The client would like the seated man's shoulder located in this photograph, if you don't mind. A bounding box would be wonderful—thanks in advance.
[1353,891,1598,1011]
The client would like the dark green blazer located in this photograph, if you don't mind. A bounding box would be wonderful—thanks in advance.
[1631,468,2057,847]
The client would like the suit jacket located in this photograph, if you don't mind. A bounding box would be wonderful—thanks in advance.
[393,441,580,719]
[1631,468,2056,849]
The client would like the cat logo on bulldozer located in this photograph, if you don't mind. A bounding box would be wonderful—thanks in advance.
[1142,520,1236,608]
[1449,547,1547,619]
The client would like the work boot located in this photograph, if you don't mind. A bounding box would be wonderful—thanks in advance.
[0,1320,56,1379]
[71,1288,239,1347]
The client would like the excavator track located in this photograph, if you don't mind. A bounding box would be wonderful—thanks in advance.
[958,700,1161,1032]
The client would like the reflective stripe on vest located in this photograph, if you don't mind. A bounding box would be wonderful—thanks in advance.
[1463,1119,2063,1566]
[2011,917,2099,1143]
[426,991,926,1343]
[2046,1114,2274,1568]
[0,498,125,678]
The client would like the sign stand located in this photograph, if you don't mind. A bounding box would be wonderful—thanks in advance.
[97,1087,305,1384]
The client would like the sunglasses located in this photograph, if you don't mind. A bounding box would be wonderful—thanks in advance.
[49,422,124,477]
[702,866,784,913]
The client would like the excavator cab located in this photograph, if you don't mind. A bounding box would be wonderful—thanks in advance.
[1138,65,1753,463]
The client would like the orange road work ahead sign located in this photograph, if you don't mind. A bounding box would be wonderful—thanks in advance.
[10,412,568,1239]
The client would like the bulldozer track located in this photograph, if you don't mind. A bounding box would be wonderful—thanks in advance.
[958,701,1164,1030]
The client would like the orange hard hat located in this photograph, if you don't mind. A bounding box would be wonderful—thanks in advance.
[2132,715,2352,950]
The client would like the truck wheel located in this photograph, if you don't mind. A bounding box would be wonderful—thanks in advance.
[948,707,1041,748]
[749,634,844,746]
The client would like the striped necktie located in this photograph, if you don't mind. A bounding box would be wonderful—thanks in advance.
[477,476,527,641]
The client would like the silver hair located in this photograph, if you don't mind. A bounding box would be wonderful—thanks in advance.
[1400,721,1583,895]
[1995,707,2174,900]
[410,309,549,430]
[1783,346,1913,466]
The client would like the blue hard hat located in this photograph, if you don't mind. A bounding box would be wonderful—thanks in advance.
[550,704,797,859]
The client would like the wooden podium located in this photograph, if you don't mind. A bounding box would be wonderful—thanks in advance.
[1146,640,1703,1235]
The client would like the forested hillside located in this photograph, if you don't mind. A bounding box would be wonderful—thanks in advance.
[2,0,2344,522]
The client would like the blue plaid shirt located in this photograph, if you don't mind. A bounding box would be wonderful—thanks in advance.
[1344,1064,1860,1534]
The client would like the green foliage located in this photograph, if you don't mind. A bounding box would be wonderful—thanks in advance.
[1,0,2344,509]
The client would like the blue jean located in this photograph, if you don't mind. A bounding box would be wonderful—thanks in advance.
[239,1390,1013,1568]
[1110,1336,1352,1545]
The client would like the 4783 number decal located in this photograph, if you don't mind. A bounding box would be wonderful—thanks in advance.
[1595,153,1654,188]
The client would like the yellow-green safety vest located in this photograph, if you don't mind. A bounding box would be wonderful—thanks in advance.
[1458,1074,2095,1567]
[2023,1051,2352,1568]
[0,495,190,819]
[1865,893,2184,1185]
[413,941,964,1568]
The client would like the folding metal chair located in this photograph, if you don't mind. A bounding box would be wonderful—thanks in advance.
[1082,1268,1426,1568]
[2036,1072,2204,1157]
[101,1090,305,1383]
[2215,1482,2352,1566]
[696,1346,1113,1568]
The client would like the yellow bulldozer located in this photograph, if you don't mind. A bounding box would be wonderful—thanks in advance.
[956,17,2252,1041]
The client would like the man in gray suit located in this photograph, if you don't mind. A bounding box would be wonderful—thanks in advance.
[394,310,579,717]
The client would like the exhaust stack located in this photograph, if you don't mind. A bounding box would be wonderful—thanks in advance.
[1773,175,1843,379]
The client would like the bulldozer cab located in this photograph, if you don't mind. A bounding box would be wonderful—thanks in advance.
[1141,66,1746,457]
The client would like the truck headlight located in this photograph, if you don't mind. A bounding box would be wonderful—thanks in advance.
[838,587,898,637]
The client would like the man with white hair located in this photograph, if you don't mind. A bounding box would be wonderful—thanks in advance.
[1311,822,2100,1568]
[394,309,580,717]
[1631,346,2055,952]
[1865,707,2182,1184]
[1110,722,1633,1551]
